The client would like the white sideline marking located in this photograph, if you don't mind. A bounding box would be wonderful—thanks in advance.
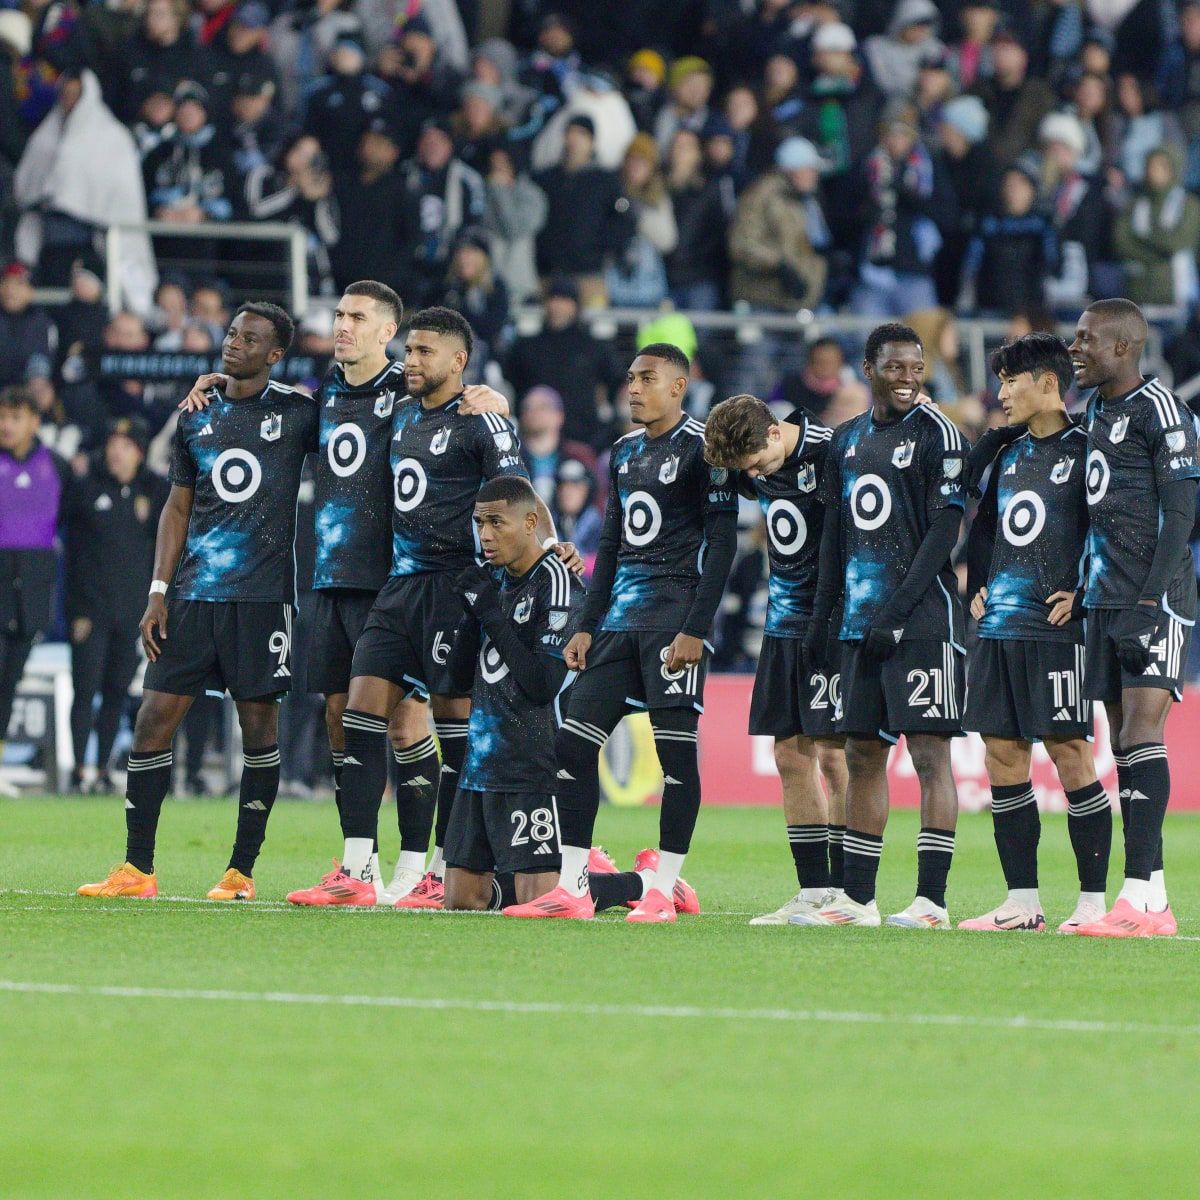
[1,979,1198,1035]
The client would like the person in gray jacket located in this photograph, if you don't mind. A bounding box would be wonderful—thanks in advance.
[482,144,547,304]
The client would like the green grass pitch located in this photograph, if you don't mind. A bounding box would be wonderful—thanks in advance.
[2,795,1198,1198]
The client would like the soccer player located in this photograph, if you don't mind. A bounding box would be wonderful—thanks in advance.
[78,303,316,899]
[958,333,1112,933]
[441,476,584,909]
[1069,299,1196,937]
[505,343,738,922]
[701,393,849,925]
[793,323,966,929]
[299,307,563,906]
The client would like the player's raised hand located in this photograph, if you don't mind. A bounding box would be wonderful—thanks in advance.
[565,631,592,670]
[178,373,229,412]
[140,594,168,661]
[970,587,988,621]
[665,632,704,673]
[1045,590,1079,626]
[551,540,584,575]
[459,385,510,416]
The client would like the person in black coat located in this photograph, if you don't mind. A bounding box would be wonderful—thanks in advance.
[664,128,728,311]
[300,33,394,172]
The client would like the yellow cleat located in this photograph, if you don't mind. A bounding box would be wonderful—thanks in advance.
[77,863,158,898]
[206,868,255,901]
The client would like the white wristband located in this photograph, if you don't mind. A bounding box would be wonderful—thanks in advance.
[149,580,169,596]
[542,537,558,550]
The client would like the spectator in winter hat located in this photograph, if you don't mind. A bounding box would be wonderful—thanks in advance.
[654,56,714,155]
[863,0,947,100]
[625,48,667,133]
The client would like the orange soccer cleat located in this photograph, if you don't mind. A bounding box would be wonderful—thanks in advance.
[625,887,676,923]
[630,848,701,914]
[588,846,619,876]
[1075,898,1159,938]
[286,861,376,906]
[77,863,158,898]
[206,868,255,901]
[392,871,445,909]
[503,886,594,919]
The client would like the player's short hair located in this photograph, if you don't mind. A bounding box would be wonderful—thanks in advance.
[407,306,474,361]
[1084,297,1148,348]
[0,385,37,414]
[636,341,691,378]
[343,280,403,325]
[989,332,1074,397]
[476,474,538,511]
[235,301,295,351]
[703,394,776,468]
[864,322,922,366]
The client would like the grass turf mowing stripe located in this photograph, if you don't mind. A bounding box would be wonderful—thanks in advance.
[4,979,1200,1036]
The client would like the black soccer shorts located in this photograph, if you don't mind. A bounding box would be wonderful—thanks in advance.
[350,572,468,699]
[1084,607,1191,704]
[749,634,842,739]
[838,638,965,740]
[306,587,378,695]
[143,599,294,700]
[964,637,1091,741]
[443,787,563,875]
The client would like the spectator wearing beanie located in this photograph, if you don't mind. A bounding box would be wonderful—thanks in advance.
[625,48,666,133]
[451,80,510,175]
[471,38,538,127]
[863,0,947,100]
[654,56,714,154]
[481,144,548,305]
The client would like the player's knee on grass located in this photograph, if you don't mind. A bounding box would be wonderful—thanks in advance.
[444,867,494,910]
[983,736,1033,787]
[132,691,193,752]
[514,870,559,904]
[1043,737,1097,792]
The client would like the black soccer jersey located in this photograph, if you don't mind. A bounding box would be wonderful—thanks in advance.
[389,394,529,577]
[735,411,831,637]
[823,403,967,645]
[170,381,318,603]
[977,423,1089,643]
[594,415,738,634]
[1084,376,1200,617]
[313,359,406,592]
[461,552,586,792]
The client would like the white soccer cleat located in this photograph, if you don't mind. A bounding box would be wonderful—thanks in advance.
[958,901,1046,932]
[750,890,835,925]
[379,865,425,906]
[886,896,951,929]
[1057,897,1108,934]
[789,893,880,926]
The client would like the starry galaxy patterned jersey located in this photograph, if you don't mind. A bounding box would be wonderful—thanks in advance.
[389,393,529,577]
[461,552,585,793]
[823,403,967,644]
[170,381,318,602]
[1083,377,1200,617]
[734,411,832,637]
[313,359,406,592]
[594,415,738,634]
[977,424,1089,643]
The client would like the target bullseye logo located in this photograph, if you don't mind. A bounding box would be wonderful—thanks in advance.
[1085,449,1110,505]
[623,490,662,547]
[850,474,892,531]
[480,638,509,683]
[327,422,367,478]
[1001,489,1046,546]
[211,448,263,503]
[393,457,428,512]
[766,498,807,556]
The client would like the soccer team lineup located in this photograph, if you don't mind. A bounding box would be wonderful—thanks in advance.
[73,283,1192,937]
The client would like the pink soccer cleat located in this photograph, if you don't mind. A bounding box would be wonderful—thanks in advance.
[588,846,618,876]
[286,861,376,906]
[1150,906,1177,937]
[958,902,1046,932]
[392,871,444,910]
[1075,898,1159,938]
[503,886,594,919]
[630,847,700,914]
[625,887,676,923]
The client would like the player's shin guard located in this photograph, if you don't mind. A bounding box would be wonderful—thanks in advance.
[989,782,1040,890]
[229,744,280,875]
[339,711,389,879]
[124,749,174,873]
[393,735,439,855]
[1065,781,1111,894]
[916,827,955,908]
[788,824,830,890]
[1122,743,1169,881]
[842,830,883,905]
[553,719,605,850]
[827,824,846,889]
[651,709,701,855]
[432,720,468,854]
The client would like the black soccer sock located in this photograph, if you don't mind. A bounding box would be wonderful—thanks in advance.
[651,709,701,855]
[788,824,830,890]
[393,735,439,854]
[124,749,174,873]
[1123,743,1169,881]
[916,827,956,908]
[331,750,345,827]
[432,720,468,857]
[1112,748,1130,838]
[842,829,883,905]
[989,781,1040,890]
[827,824,846,889]
[229,744,280,875]
[590,871,645,911]
[339,710,389,841]
[553,719,606,849]
[1065,781,1112,894]
[489,872,518,911]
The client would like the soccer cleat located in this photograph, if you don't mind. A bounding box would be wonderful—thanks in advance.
[629,847,700,914]
[1075,897,1159,938]
[77,862,158,898]
[625,887,676,923]
[392,871,444,909]
[1057,897,1108,934]
[379,865,424,906]
[588,846,619,876]
[887,897,951,929]
[1150,906,1177,937]
[206,868,255,901]
[749,891,835,926]
[286,861,376,906]
[503,886,594,919]
[789,894,880,926]
[958,901,1046,932]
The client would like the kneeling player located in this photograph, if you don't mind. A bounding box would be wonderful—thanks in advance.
[441,477,584,909]
[959,333,1112,932]
[702,394,848,924]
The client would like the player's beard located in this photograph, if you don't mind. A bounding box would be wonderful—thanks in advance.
[407,369,449,399]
